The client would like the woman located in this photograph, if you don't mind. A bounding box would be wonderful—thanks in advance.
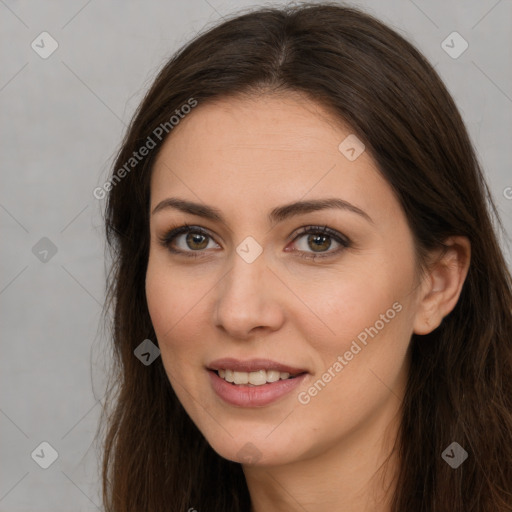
[99,3,512,511]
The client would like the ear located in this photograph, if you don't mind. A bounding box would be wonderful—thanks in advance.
[413,236,471,335]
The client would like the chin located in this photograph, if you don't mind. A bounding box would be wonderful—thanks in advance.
[202,429,302,466]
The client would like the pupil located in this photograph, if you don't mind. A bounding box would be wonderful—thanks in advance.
[187,232,208,250]
[309,234,330,252]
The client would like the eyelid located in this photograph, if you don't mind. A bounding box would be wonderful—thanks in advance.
[158,224,219,255]
[288,225,351,260]
[290,225,350,245]
[158,223,351,259]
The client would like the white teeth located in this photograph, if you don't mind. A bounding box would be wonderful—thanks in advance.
[216,369,297,386]
[248,370,267,385]
[233,371,249,385]
[265,370,280,383]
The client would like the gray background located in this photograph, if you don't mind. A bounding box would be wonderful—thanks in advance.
[1,0,511,510]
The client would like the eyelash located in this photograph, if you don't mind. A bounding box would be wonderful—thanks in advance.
[158,224,351,261]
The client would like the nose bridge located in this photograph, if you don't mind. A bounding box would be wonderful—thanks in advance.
[214,247,284,337]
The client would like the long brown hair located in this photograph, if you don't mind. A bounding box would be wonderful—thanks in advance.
[98,3,512,510]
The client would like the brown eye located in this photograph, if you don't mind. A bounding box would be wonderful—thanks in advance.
[306,233,332,252]
[159,225,220,257]
[185,232,209,250]
[290,225,351,260]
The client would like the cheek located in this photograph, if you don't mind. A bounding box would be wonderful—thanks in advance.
[293,283,411,439]
[290,266,402,345]
[146,252,202,333]
[145,259,174,335]
[145,255,212,371]
[291,243,416,379]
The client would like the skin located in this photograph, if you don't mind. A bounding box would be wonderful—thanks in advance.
[145,92,470,511]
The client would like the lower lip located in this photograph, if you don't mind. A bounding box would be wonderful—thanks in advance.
[208,370,307,407]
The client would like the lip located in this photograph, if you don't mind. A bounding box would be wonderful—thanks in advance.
[207,357,307,375]
[208,369,308,407]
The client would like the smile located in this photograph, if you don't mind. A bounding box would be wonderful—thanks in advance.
[216,368,300,386]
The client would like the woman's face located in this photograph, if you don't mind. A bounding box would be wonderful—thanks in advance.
[146,93,425,466]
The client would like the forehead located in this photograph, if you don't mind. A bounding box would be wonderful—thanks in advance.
[150,93,398,223]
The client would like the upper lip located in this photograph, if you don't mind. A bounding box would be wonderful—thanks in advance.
[207,358,308,376]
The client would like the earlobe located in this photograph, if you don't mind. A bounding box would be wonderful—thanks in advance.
[413,236,471,335]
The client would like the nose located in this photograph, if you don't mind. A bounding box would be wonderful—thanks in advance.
[213,251,285,340]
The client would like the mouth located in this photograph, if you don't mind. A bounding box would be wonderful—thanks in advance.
[207,357,308,386]
[206,358,309,407]
[211,368,306,386]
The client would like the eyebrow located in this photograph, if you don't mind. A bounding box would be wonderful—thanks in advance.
[151,197,373,224]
